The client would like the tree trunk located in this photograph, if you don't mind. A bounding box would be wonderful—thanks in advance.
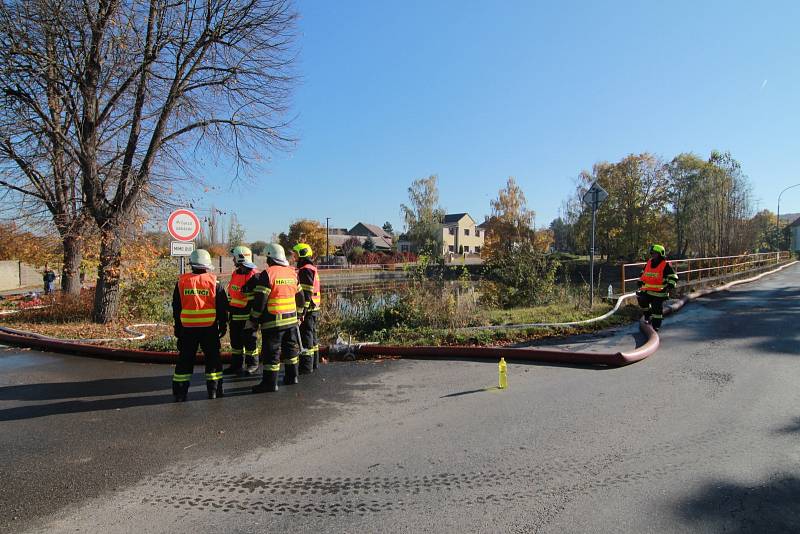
[92,225,124,323]
[60,234,82,295]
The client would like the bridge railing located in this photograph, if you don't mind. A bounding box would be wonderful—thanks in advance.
[621,251,792,294]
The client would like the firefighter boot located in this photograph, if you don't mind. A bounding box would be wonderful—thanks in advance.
[251,370,279,393]
[244,353,260,376]
[299,352,314,375]
[283,363,299,385]
[207,379,223,400]
[223,353,244,376]
[173,381,189,402]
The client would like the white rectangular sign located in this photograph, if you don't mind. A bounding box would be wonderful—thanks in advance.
[170,241,195,257]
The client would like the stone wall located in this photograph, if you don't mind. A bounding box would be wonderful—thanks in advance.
[0,261,45,291]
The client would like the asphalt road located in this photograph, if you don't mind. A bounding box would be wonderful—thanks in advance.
[2,264,799,533]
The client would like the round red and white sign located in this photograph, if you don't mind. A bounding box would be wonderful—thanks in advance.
[167,209,200,242]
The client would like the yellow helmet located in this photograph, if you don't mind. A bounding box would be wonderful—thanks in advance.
[650,244,666,256]
[292,243,313,259]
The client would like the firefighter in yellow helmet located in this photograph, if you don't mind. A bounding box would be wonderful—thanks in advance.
[171,249,229,401]
[244,244,305,392]
[636,244,678,331]
[223,246,260,376]
[293,243,322,373]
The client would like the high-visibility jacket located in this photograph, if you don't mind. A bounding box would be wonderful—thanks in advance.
[247,264,302,330]
[639,258,677,297]
[227,268,256,321]
[299,263,321,310]
[178,272,217,327]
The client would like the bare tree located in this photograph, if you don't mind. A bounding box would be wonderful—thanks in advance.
[0,0,94,294]
[1,0,296,321]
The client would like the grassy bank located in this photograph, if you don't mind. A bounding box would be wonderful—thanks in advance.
[0,284,642,350]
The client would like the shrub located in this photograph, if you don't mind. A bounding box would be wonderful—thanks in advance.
[119,259,176,322]
[481,242,561,308]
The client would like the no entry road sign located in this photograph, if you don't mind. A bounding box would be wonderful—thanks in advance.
[167,209,200,242]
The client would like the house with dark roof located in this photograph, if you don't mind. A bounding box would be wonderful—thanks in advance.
[441,213,484,256]
[324,222,394,253]
[348,223,393,251]
[396,213,485,256]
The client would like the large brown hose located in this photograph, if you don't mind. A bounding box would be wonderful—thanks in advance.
[328,319,658,367]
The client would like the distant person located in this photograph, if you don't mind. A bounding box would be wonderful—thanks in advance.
[43,268,56,295]
[223,246,259,376]
[293,242,322,373]
[637,244,678,331]
[171,249,228,402]
[245,244,305,393]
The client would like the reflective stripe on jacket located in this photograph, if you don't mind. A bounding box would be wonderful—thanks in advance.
[264,265,300,329]
[178,272,217,327]
[639,259,670,296]
[228,269,256,320]
[299,263,322,309]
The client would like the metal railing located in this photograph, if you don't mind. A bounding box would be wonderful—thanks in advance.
[621,251,791,294]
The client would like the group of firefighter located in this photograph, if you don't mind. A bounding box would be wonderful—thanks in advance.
[171,242,321,402]
[170,240,677,402]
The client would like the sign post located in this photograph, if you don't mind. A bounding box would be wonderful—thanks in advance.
[167,209,201,275]
[582,182,608,308]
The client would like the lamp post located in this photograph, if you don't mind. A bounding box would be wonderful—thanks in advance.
[325,217,330,264]
[777,183,800,250]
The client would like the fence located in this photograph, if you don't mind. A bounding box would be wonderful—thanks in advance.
[621,252,792,294]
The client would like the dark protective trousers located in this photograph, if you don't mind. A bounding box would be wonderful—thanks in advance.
[229,319,259,368]
[637,292,666,330]
[299,311,319,371]
[173,326,223,384]
[261,326,300,372]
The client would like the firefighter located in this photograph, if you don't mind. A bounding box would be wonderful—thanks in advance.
[293,242,322,373]
[223,245,260,376]
[172,249,229,402]
[637,244,678,331]
[245,243,305,393]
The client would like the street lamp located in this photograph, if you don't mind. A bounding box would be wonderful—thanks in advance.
[325,217,330,264]
[777,183,800,250]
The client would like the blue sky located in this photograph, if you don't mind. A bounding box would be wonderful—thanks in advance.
[200,0,800,242]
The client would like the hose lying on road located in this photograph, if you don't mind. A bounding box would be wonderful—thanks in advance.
[0,261,794,367]
[458,292,638,331]
[326,318,659,367]
[0,323,165,343]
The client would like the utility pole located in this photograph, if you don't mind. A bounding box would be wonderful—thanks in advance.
[325,217,330,264]
[777,183,800,250]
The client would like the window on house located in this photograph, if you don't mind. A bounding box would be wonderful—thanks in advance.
[464,228,470,236]
[476,230,481,237]
[448,227,455,235]
[475,246,481,253]
[448,245,454,252]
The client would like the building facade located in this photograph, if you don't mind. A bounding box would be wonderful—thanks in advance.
[441,213,484,255]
